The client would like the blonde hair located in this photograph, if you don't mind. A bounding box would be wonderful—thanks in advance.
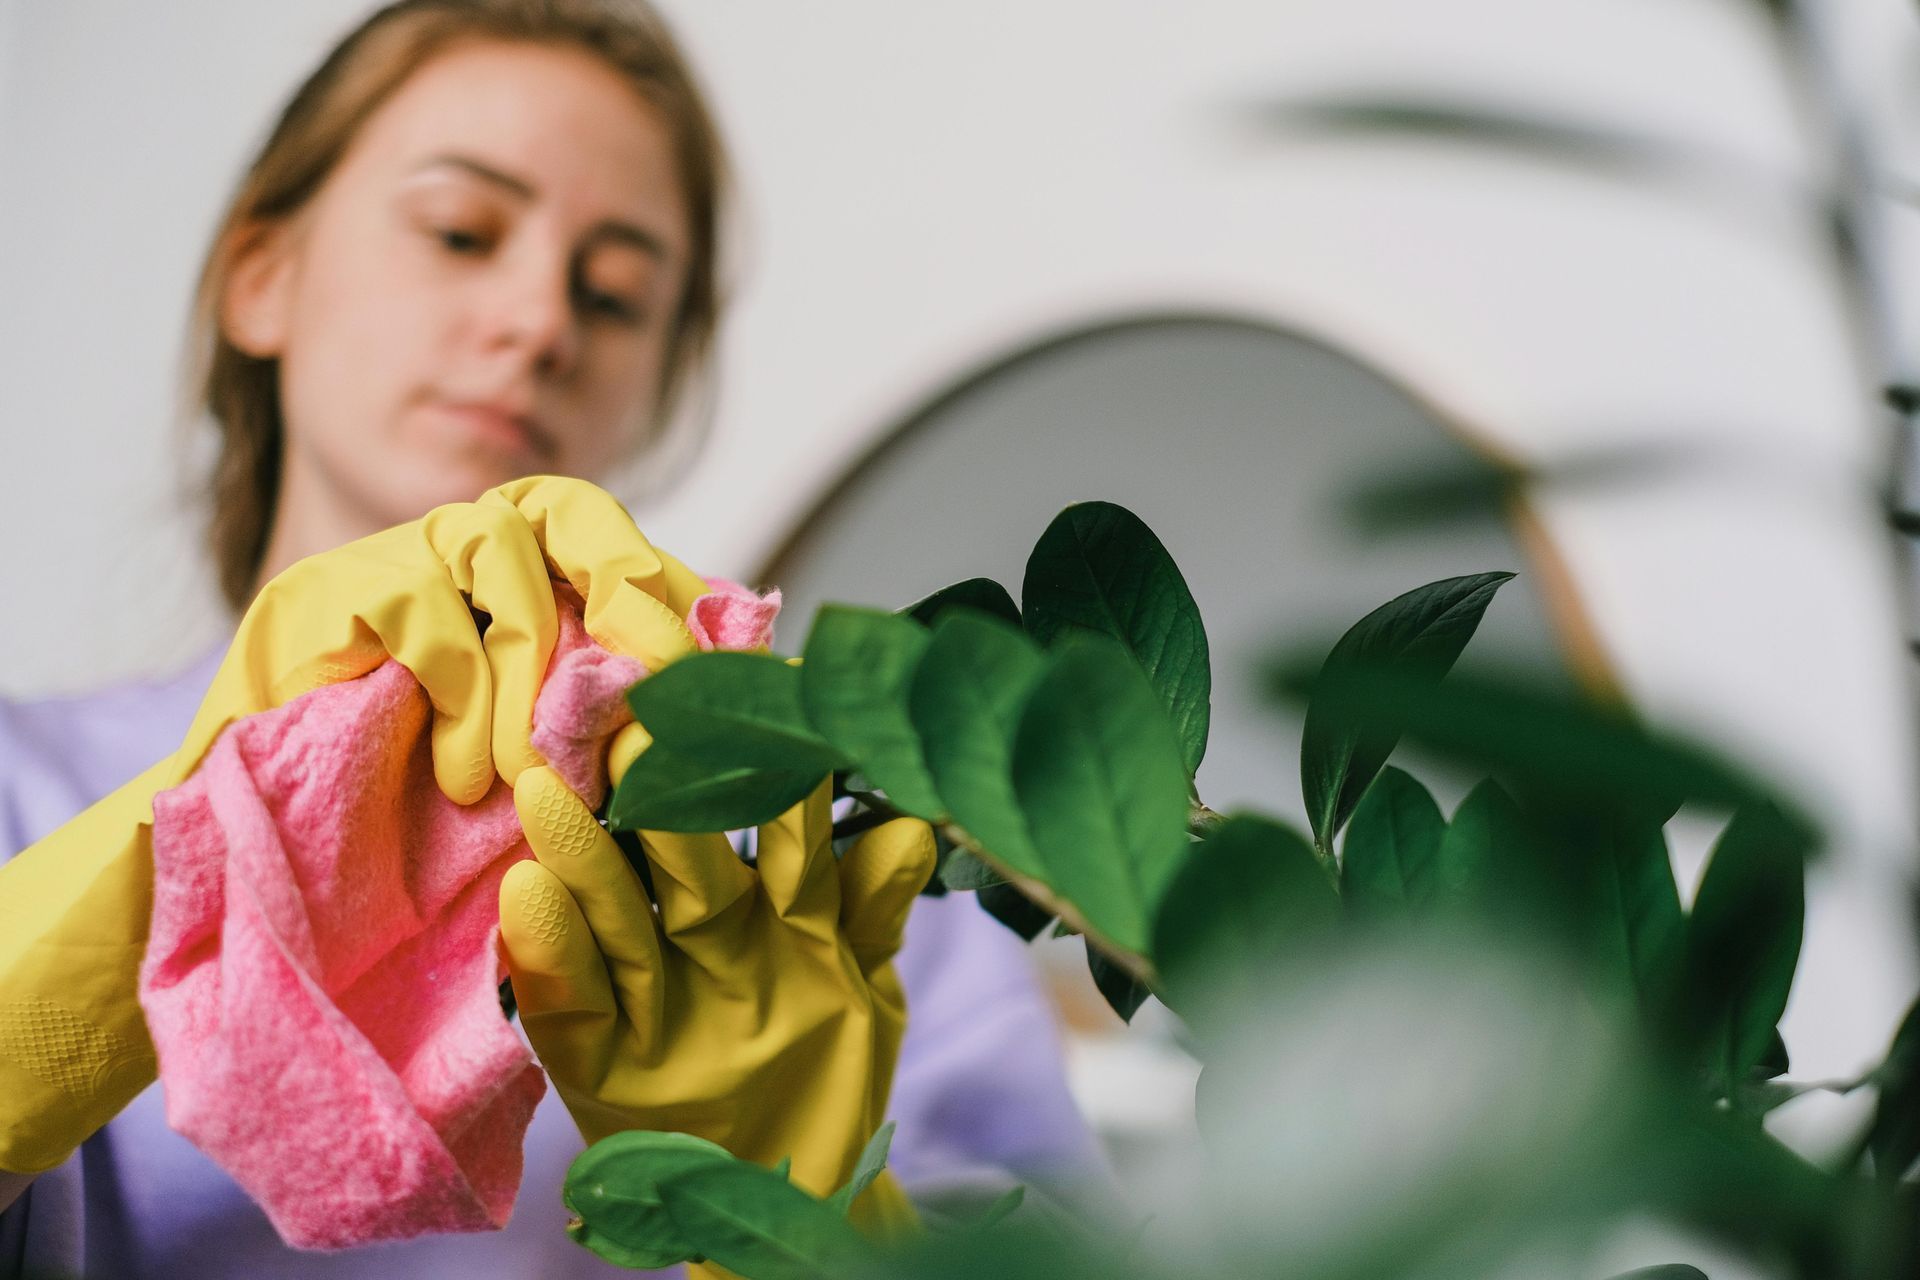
[181,0,730,611]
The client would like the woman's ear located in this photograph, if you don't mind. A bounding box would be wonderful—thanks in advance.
[221,219,299,358]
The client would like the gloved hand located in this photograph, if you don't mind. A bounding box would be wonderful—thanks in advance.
[0,477,705,1175]
[499,744,937,1244]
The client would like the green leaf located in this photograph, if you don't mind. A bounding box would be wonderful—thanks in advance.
[1339,766,1444,914]
[611,652,844,830]
[800,605,944,819]
[904,577,1021,628]
[1012,635,1193,954]
[1865,995,1920,1179]
[772,1156,792,1181]
[1430,779,1531,911]
[910,612,1050,878]
[1087,943,1152,1023]
[1298,572,1513,851]
[1687,804,1807,1094]
[1274,658,1810,842]
[1603,1267,1710,1280]
[976,882,1054,941]
[939,846,1006,892]
[609,741,826,833]
[1151,813,1339,1018]
[1022,501,1212,775]
[969,1184,1026,1231]
[1581,816,1685,1014]
[826,1121,895,1216]
[563,1130,738,1270]
[655,1162,877,1280]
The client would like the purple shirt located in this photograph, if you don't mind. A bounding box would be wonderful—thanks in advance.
[0,646,1105,1277]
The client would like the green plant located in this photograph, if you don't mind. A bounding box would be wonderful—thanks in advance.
[564,501,1920,1279]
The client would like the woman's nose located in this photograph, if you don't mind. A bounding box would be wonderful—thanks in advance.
[486,258,580,377]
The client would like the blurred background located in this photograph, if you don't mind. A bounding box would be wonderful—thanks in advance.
[5,0,1920,1254]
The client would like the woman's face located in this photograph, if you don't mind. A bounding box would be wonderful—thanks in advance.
[225,39,692,527]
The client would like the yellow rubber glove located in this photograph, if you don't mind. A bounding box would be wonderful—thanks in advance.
[0,479,694,1176]
[499,746,937,1248]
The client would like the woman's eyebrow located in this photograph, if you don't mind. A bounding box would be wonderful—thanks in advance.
[411,152,672,261]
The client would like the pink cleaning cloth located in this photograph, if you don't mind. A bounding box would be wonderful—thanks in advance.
[138,578,778,1251]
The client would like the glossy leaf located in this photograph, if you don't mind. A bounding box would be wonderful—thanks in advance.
[827,1121,895,1216]
[1298,572,1513,851]
[609,741,824,833]
[1087,944,1152,1023]
[655,1162,876,1280]
[1339,766,1444,914]
[903,577,1021,628]
[1687,805,1807,1094]
[563,1130,737,1270]
[1012,635,1193,954]
[1151,813,1339,1017]
[800,605,944,819]
[910,612,1050,878]
[1022,501,1212,774]
[612,651,844,830]
[1604,1267,1709,1280]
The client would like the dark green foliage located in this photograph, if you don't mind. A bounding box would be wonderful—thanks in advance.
[1340,766,1445,914]
[1297,572,1513,852]
[1151,814,1339,1021]
[1022,501,1212,775]
[977,882,1055,940]
[1686,804,1808,1096]
[1087,945,1152,1023]
[903,577,1022,628]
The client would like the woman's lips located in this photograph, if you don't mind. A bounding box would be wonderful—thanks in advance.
[430,401,553,461]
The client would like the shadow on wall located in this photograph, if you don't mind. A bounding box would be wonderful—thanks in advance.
[758,312,1602,824]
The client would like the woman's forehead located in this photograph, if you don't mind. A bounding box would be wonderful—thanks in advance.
[347,40,687,238]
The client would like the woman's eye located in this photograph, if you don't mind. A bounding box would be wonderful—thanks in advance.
[579,289,643,325]
[434,226,489,255]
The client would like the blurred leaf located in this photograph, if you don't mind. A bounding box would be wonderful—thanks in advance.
[656,1162,877,1280]
[1687,805,1808,1096]
[1346,443,1695,538]
[612,652,843,831]
[977,881,1055,941]
[1151,813,1339,1019]
[939,846,1007,892]
[1431,778,1535,912]
[773,1156,792,1181]
[1604,1267,1709,1280]
[1866,995,1920,1180]
[564,1130,737,1270]
[1275,658,1814,844]
[1340,766,1445,914]
[1581,816,1686,1014]
[1298,572,1513,852]
[912,612,1050,878]
[874,1216,1143,1280]
[801,605,944,819]
[1022,501,1212,774]
[1013,635,1194,954]
[1249,94,1770,198]
[827,1122,895,1216]
[904,577,1022,628]
[1088,943,1153,1023]
[968,1185,1026,1232]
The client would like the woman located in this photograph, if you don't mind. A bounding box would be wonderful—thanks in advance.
[0,1,1104,1274]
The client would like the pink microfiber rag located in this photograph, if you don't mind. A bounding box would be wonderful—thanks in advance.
[139,580,778,1250]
